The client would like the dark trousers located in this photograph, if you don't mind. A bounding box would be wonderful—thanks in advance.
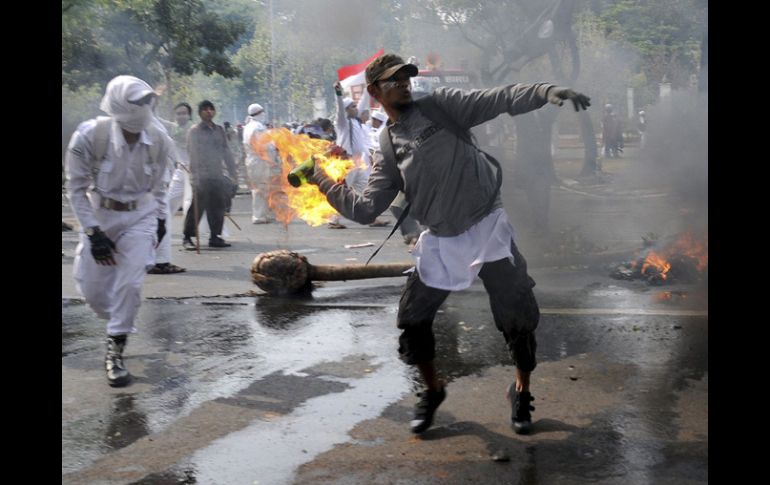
[184,178,228,240]
[396,241,539,371]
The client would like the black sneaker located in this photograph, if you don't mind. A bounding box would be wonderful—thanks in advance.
[182,238,196,251]
[508,385,535,435]
[208,237,231,248]
[410,387,446,434]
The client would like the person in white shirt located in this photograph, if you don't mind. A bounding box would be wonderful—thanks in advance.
[328,83,373,228]
[242,103,277,224]
[65,75,173,387]
[368,110,388,151]
[148,102,193,274]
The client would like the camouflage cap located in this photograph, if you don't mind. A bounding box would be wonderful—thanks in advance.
[365,54,418,85]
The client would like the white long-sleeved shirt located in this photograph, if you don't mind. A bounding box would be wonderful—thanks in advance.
[334,95,370,164]
[65,118,171,229]
[242,119,267,165]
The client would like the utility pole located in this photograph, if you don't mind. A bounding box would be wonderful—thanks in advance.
[269,0,276,125]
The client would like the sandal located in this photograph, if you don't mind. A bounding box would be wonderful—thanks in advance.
[148,263,186,274]
[368,219,390,227]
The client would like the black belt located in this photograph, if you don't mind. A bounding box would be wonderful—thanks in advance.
[100,197,137,211]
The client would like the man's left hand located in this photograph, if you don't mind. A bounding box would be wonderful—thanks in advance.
[156,218,166,248]
[548,87,591,111]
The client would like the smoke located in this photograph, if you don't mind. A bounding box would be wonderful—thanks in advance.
[622,90,708,232]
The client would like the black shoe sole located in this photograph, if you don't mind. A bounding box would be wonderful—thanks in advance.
[512,421,532,435]
[108,374,131,387]
[410,389,446,434]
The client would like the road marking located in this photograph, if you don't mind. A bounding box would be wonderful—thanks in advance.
[540,307,707,317]
[556,185,669,199]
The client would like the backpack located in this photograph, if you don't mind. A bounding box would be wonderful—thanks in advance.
[90,116,164,180]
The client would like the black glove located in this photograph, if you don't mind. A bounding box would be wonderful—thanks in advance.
[230,180,238,198]
[156,218,166,247]
[547,86,591,111]
[88,227,117,265]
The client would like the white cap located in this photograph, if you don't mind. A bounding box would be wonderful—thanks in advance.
[248,103,264,116]
[371,111,388,122]
[342,97,355,108]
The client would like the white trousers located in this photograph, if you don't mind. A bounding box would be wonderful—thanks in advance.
[73,194,157,336]
[155,167,186,264]
[246,160,272,222]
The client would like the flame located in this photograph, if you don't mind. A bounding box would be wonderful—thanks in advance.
[252,128,358,226]
[666,231,708,271]
[641,250,672,279]
[638,231,708,279]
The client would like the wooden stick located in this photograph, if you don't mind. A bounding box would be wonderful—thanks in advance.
[251,250,412,295]
[225,213,242,231]
[309,263,412,281]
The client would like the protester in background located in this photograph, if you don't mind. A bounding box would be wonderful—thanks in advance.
[242,103,277,224]
[148,102,193,274]
[183,100,238,249]
[602,104,622,158]
[329,83,372,229]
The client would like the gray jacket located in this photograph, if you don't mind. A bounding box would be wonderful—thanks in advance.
[313,83,554,236]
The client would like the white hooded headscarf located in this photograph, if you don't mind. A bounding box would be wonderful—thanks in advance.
[100,75,158,134]
[247,103,266,124]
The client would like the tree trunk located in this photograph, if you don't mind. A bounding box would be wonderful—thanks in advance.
[578,110,599,176]
[514,111,557,232]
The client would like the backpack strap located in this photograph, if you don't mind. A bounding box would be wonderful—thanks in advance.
[90,116,163,182]
[366,126,411,266]
[90,116,112,180]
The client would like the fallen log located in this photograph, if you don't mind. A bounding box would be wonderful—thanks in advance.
[251,249,413,296]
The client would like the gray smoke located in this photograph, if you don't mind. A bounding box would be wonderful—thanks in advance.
[623,90,708,232]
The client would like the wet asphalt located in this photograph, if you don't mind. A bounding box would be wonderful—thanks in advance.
[62,146,707,484]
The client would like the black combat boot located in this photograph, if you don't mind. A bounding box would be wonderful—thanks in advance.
[410,386,446,434]
[508,383,535,435]
[105,334,131,387]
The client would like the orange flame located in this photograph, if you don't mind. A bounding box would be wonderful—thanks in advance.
[641,250,672,279]
[252,128,359,226]
[637,231,708,279]
[666,231,708,271]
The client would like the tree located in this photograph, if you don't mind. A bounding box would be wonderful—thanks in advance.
[415,0,600,178]
[62,0,246,92]
[229,0,405,122]
[592,0,706,91]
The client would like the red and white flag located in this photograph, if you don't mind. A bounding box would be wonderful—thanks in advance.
[337,48,384,89]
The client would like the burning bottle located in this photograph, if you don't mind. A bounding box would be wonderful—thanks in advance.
[287,156,316,187]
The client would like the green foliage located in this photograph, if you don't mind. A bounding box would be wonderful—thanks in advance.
[591,0,706,87]
[62,0,246,88]
[62,83,105,157]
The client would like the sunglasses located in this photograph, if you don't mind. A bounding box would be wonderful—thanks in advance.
[376,72,411,90]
